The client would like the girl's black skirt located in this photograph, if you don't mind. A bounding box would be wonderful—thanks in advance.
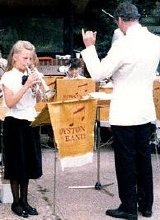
[3,116,42,181]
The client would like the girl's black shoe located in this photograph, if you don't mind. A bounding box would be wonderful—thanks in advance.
[25,205,38,215]
[20,201,38,215]
[11,203,28,218]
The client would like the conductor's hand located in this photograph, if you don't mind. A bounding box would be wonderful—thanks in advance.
[82,28,97,48]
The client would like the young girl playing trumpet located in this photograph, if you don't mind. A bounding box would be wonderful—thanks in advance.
[1,40,47,217]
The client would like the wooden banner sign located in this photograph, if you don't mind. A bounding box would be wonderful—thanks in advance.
[97,99,111,121]
[98,84,113,121]
[32,103,51,126]
[43,75,64,88]
[153,79,160,120]
[55,78,96,101]
[35,76,64,112]
[32,99,97,170]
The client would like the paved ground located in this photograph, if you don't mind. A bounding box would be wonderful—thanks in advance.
[0,143,160,220]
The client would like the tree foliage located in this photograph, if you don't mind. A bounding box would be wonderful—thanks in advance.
[0,0,159,57]
[74,0,160,58]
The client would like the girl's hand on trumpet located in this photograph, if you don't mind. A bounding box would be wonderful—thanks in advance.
[25,72,40,89]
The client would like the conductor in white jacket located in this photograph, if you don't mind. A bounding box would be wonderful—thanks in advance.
[81,2,160,220]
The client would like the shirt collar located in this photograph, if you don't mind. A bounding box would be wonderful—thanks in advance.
[126,23,148,35]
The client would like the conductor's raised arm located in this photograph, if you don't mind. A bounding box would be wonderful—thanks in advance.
[82,28,97,48]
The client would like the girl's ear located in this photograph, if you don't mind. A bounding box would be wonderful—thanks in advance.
[13,53,18,62]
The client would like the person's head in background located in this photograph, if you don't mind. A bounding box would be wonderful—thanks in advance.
[5,40,36,72]
[65,58,82,78]
[58,58,84,78]
[114,1,141,35]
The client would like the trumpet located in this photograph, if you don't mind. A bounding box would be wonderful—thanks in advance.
[26,65,55,101]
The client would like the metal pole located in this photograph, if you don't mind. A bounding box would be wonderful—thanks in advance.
[95,107,101,189]
[52,148,62,220]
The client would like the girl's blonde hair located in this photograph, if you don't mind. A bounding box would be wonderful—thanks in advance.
[5,40,36,71]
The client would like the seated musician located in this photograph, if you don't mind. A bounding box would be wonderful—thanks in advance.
[58,58,86,79]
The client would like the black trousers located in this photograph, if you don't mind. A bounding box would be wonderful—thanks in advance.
[111,123,153,214]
